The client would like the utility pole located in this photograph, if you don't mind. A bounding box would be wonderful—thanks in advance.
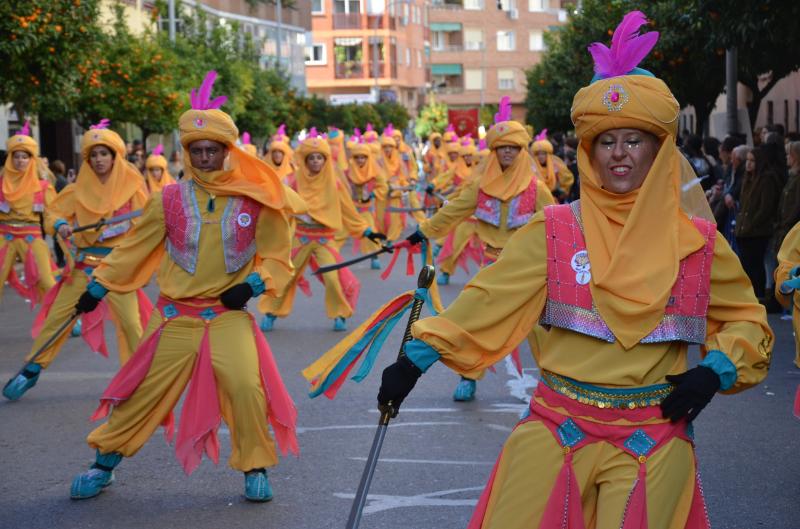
[276,0,283,70]
[168,0,176,41]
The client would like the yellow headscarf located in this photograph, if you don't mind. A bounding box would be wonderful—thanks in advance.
[480,120,533,201]
[179,108,288,211]
[294,135,342,230]
[531,137,570,191]
[3,131,42,208]
[327,129,349,172]
[569,11,706,349]
[380,135,401,177]
[76,125,144,226]
[266,140,295,181]
[348,142,377,185]
[145,146,176,193]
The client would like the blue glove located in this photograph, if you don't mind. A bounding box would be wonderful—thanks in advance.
[780,276,800,294]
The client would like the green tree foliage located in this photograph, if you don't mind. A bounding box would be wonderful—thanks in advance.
[0,0,104,120]
[414,98,448,139]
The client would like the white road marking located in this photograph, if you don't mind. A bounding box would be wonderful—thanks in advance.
[349,457,493,466]
[334,486,483,514]
[484,423,513,433]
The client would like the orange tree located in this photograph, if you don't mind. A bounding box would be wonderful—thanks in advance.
[0,0,104,120]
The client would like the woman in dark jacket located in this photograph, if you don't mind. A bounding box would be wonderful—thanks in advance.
[775,141,800,252]
[735,145,784,297]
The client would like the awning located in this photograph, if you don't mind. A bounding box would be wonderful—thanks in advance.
[430,22,462,32]
[334,37,363,46]
[431,63,462,75]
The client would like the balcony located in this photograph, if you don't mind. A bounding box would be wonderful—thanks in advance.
[432,44,464,53]
[335,61,364,79]
[430,0,463,10]
[332,13,362,29]
[367,14,397,30]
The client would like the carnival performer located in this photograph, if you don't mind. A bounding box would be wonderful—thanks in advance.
[531,129,574,202]
[240,131,259,157]
[423,132,443,178]
[0,121,57,307]
[345,135,389,268]
[775,221,800,368]
[406,96,555,401]
[378,12,772,529]
[265,125,295,186]
[380,126,426,240]
[67,72,300,502]
[3,121,151,402]
[259,131,387,332]
[144,144,176,194]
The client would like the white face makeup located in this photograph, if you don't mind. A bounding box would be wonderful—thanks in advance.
[591,128,659,194]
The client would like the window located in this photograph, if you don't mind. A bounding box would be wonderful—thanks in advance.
[463,0,484,10]
[406,48,411,66]
[497,30,515,51]
[528,0,547,11]
[367,0,383,14]
[417,49,422,67]
[498,68,515,90]
[529,29,544,51]
[334,0,360,14]
[312,0,324,14]
[465,69,483,90]
[464,28,484,51]
[432,31,445,51]
[498,0,511,10]
[305,43,326,65]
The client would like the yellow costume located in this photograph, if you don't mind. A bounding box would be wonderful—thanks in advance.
[25,125,149,371]
[145,145,177,194]
[775,221,800,368]
[423,132,443,178]
[74,74,299,497]
[0,128,57,305]
[261,134,373,327]
[345,141,388,255]
[266,134,295,187]
[394,13,772,529]
[531,134,574,199]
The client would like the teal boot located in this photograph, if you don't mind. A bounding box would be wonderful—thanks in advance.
[453,377,477,402]
[244,469,273,502]
[70,451,123,500]
[70,318,82,338]
[370,257,381,270]
[2,363,41,401]
[437,272,450,286]
[333,317,347,332]
[260,314,277,332]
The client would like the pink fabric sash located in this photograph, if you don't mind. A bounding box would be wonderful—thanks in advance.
[91,296,299,475]
[467,384,710,529]
[0,224,46,307]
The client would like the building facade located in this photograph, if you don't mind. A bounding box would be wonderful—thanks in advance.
[304,0,430,113]
[428,0,566,121]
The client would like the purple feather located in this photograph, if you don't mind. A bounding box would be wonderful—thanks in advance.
[242,132,251,145]
[366,123,374,132]
[18,120,31,136]
[494,96,512,123]
[460,133,472,146]
[588,11,659,78]
[153,144,164,156]
[478,139,487,150]
[308,127,319,138]
[535,128,548,141]
[190,71,228,110]
[354,128,362,139]
[383,123,394,137]
[90,118,111,130]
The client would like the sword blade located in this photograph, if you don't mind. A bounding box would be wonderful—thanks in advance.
[72,210,144,233]
[313,245,393,275]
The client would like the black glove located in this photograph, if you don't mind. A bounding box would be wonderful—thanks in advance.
[406,230,426,246]
[377,355,423,417]
[366,231,388,243]
[75,290,102,314]
[660,366,721,423]
[425,184,435,195]
[219,282,254,310]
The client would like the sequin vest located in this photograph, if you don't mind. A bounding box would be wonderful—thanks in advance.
[0,177,48,214]
[540,201,716,344]
[162,180,260,275]
[474,176,538,229]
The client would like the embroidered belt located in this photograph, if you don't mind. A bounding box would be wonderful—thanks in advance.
[296,223,335,244]
[0,223,42,242]
[540,370,673,410]
[75,247,113,267]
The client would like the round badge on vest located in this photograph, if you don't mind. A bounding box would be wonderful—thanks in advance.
[237,212,252,228]
[571,250,591,285]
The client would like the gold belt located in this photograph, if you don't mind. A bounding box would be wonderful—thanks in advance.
[540,370,673,410]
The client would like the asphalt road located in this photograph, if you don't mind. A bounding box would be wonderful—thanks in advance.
[1,245,798,529]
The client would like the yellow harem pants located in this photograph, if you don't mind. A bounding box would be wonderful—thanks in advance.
[88,309,278,471]
[0,225,56,301]
[26,268,142,368]
[479,389,696,529]
[439,219,480,276]
[406,190,427,224]
[265,237,355,319]
[384,194,407,241]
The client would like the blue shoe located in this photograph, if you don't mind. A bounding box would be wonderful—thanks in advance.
[432,244,442,259]
[260,314,276,332]
[333,317,347,332]
[71,318,82,338]
[370,257,381,270]
[437,272,450,286]
[244,469,273,502]
[453,377,476,402]
[2,363,41,401]
[70,451,122,500]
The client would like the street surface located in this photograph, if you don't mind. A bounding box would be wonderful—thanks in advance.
[1,242,799,529]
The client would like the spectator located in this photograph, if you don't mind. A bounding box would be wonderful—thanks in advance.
[702,136,724,182]
[775,141,800,252]
[719,135,744,186]
[735,145,784,298]
[683,134,713,189]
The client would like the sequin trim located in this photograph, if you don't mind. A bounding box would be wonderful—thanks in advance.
[221,195,257,273]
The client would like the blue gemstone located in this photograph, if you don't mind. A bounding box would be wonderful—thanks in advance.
[200,308,217,320]
[557,418,585,448]
[162,304,179,319]
[624,429,657,457]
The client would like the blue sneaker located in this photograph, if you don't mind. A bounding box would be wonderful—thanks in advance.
[370,257,381,270]
[2,363,41,401]
[260,314,276,332]
[333,317,347,332]
[70,451,122,500]
[453,377,477,402]
[71,318,82,338]
[437,272,450,286]
[244,469,273,502]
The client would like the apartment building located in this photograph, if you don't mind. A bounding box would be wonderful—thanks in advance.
[429,0,567,121]
[304,0,430,113]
